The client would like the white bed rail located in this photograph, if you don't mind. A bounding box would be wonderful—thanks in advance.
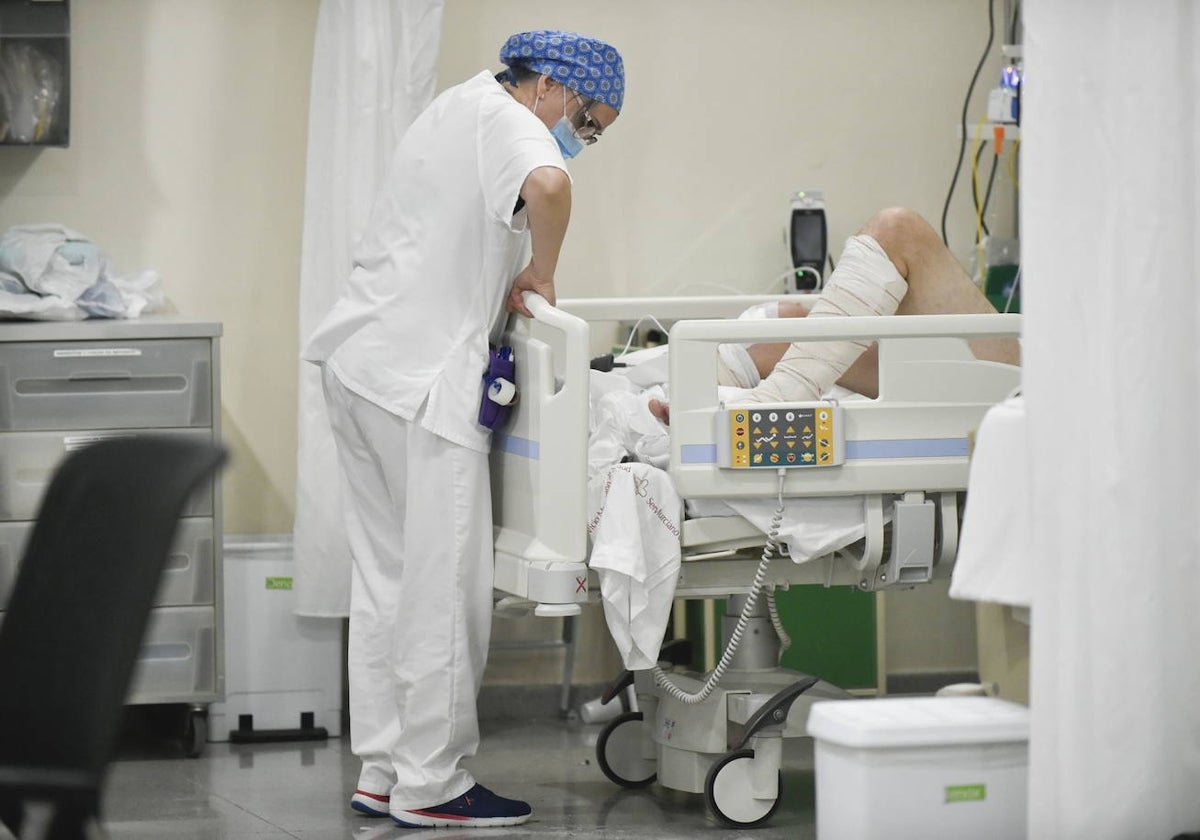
[559,295,816,322]
[491,293,591,614]
[669,313,1022,498]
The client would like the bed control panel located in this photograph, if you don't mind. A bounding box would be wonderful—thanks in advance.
[715,403,845,469]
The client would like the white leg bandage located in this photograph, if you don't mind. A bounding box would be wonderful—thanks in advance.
[743,235,908,403]
[717,343,761,388]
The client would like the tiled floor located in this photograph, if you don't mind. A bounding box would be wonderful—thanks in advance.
[60,711,820,839]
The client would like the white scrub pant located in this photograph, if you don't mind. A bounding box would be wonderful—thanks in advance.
[322,366,493,811]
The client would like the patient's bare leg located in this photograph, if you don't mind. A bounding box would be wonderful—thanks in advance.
[870,207,1020,368]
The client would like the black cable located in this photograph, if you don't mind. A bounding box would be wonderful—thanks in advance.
[973,146,1002,240]
[939,0,996,247]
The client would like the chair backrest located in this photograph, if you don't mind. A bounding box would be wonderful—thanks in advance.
[0,436,226,781]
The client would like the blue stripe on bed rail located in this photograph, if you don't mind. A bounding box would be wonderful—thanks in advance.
[681,444,718,464]
[678,438,968,465]
[845,438,969,459]
[494,434,539,460]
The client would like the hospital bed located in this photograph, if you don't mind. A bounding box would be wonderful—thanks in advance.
[490,293,1021,826]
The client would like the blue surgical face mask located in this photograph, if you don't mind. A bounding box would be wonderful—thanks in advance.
[550,117,584,159]
[543,86,584,159]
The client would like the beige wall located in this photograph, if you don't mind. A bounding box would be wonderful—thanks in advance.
[0,1,1010,685]
[0,0,319,534]
[882,579,980,683]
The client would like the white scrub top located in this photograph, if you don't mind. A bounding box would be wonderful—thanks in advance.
[303,70,569,452]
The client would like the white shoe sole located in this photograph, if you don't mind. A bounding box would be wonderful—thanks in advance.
[350,793,390,818]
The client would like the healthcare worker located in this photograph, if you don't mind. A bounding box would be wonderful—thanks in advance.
[302,31,624,829]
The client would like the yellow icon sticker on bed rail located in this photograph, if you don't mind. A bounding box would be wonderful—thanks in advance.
[716,403,845,469]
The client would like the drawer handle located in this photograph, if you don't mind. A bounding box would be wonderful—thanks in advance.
[66,371,133,381]
[15,375,187,394]
[140,643,192,661]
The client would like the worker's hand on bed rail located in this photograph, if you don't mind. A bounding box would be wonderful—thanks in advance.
[507,264,555,317]
[649,398,671,425]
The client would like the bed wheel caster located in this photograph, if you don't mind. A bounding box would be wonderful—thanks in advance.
[183,707,208,758]
[704,749,782,828]
[596,711,656,788]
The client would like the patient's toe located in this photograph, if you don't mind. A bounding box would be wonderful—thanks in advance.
[648,398,671,425]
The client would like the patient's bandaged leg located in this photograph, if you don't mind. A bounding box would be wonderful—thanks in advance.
[743,234,907,402]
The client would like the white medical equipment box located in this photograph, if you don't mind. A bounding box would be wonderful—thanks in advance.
[806,696,1029,840]
[0,317,223,754]
[207,536,343,742]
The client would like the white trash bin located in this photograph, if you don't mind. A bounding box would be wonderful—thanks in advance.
[806,696,1029,840]
[208,536,344,743]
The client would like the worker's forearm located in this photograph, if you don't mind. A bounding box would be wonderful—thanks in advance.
[521,166,572,283]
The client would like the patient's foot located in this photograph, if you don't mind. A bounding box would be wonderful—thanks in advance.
[648,399,670,425]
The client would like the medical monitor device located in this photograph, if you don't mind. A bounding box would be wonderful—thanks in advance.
[716,403,845,469]
[789,189,827,293]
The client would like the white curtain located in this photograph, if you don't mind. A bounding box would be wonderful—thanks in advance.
[1023,2,1200,837]
[293,0,444,616]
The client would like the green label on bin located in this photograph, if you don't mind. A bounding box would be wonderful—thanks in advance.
[945,784,986,803]
[265,576,293,590]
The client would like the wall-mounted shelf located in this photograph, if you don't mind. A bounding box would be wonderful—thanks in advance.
[0,0,70,147]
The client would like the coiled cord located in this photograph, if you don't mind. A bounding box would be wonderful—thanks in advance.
[766,588,792,661]
[652,470,789,704]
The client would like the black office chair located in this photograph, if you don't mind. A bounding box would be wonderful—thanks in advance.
[0,436,226,840]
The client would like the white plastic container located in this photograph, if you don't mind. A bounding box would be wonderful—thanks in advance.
[207,536,344,742]
[807,696,1029,840]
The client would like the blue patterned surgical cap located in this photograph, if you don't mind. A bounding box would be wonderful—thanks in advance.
[499,30,625,111]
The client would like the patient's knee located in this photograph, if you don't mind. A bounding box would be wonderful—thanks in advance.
[859,207,941,276]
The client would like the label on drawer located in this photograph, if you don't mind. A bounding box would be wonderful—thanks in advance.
[63,432,137,451]
[53,348,143,358]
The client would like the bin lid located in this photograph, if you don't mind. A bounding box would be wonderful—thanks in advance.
[806,697,1029,748]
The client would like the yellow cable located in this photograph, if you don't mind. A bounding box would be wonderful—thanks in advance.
[972,116,988,286]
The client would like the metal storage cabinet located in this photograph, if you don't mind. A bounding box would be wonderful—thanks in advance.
[0,317,223,756]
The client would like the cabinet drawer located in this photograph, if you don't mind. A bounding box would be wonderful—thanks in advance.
[0,517,216,610]
[127,606,216,704]
[0,428,214,521]
[0,339,213,431]
[0,608,220,704]
[156,518,218,607]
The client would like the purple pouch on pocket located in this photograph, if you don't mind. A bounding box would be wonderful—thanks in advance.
[478,346,517,431]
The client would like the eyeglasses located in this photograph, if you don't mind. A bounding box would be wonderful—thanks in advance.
[567,92,604,145]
